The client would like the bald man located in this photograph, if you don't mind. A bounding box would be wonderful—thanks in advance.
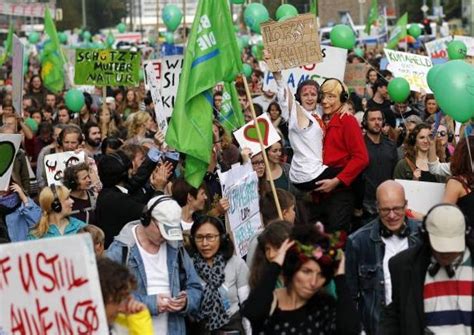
[345,180,422,335]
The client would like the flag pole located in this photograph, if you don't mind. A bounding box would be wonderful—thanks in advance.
[242,75,283,220]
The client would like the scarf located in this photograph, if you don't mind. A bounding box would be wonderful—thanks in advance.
[192,252,229,330]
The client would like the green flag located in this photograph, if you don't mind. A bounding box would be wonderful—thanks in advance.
[310,0,318,17]
[41,8,65,93]
[219,82,244,133]
[386,13,407,50]
[165,0,243,188]
[0,23,14,66]
[365,0,378,35]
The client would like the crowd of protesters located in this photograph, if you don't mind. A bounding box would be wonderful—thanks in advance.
[0,30,473,335]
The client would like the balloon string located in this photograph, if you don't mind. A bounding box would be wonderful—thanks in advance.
[464,128,474,173]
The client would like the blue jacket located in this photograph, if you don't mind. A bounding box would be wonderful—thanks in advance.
[107,221,203,335]
[345,218,421,335]
[6,198,41,242]
[27,216,86,240]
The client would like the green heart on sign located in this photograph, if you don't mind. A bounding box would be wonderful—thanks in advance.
[0,141,15,177]
[243,118,270,146]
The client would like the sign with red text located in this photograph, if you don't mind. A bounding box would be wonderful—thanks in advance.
[425,36,474,59]
[0,235,108,335]
[44,151,85,186]
[262,45,347,94]
[233,113,280,155]
[0,3,55,17]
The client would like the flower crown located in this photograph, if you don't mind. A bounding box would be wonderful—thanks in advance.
[290,230,347,266]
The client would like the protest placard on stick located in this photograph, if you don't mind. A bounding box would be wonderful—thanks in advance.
[233,113,280,155]
[0,134,21,191]
[261,13,323,72]
[12,35,24,116]
[395,179,445,215]
[44,151,85,186]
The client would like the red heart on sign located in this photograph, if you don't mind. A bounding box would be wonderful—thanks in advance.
[243,118,270,146]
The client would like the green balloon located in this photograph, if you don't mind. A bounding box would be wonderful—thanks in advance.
[330,25,356,50]
[24,118,38,134]
[164,32,174,44]
[58,32,68,44]
[162,4,183,32]
[106,32,115,47]
[244,3,269,34]
[354,47,364,58]
[65,89,85,113]
[231,0,245,4]
[241,35,250,48]
[387,77,411,103]
[117,23,126,33]
[251,44,263,60]
[276,4,298,21]
[408,24,421,39]
[82,31,91,41]
[427,64,443,92]
[447,40,467,60]
[28,32,40,44]
[433,60,474,122]
[243,63,253,78]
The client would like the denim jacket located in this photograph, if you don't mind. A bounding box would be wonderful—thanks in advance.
[107,221,203,335]
[345,218,421,335]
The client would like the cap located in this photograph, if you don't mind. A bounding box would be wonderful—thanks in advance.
[425,204,466,253]
[148,195,183,241]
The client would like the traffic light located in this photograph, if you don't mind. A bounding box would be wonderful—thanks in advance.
[423,18,432,35]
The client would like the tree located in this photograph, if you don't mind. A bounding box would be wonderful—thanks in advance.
[56,0,127,33]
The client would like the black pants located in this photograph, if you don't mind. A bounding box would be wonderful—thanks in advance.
[309,189,355,233]
[293,166,343,192]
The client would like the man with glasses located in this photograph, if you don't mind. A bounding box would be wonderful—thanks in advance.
[345,180,421,335]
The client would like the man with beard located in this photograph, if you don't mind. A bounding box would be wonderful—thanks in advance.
[361,108,398,222]
[83,122,102,159]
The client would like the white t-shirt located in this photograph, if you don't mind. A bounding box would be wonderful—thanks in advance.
[381,234,409,304]
[133,226,170,335]
[252,94,275,114]
[181,219,193,231]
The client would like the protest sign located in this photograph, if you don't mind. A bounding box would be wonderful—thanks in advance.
[425,35,474,59]
[0,134,21,191]
[12,35,24,116]
[262,46,347,94]
[143,59,161,90]
[384,49,433,93]
[0,234,108,334]
[344,63,368,95]
[44,151,85,186]
[74,49,140,86]
[395,179,444,215]
[160,55,184,118]
[233,113,281,155]
[261,13,323,72]
[144,62,168,135]
[218,163,262,257]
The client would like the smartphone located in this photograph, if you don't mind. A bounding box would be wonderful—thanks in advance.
[163,151,180,176]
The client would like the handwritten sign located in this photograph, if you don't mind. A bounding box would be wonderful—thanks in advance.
[0,235,108,334]
[143,59,161,90]
[12,35,24,116]
[261,14,322,72]
[344,63,368,94]
[144,62,168,136]
[0,134,21,191]
[262,45,347,94]
[44,151,85,186]
[74,49,140,86]
[384,49,433,93]
[395,179,445,215]
[218,163,262,257]
[233,113,280,155]
[160,55,184,118]
[425,36,474,59]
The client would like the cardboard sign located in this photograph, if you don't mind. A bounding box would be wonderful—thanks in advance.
[144,62,168,136]
[233,113,281,155]
[262,46,348,94]
[261,13,322,72]
[0,235,108,334]
[395,179,445,215]
[344,63,368,94]
[44,151,85,186]
[74,49,140,86]
[160,55,184,118]
[143,59,161,90]
[12,35,24,116]
[218,163,262,257]
[425,36,474,59]
[0,134,21,191]
[384,49,433,93]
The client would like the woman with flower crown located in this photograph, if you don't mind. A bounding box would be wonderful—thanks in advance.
[242,224,360,334]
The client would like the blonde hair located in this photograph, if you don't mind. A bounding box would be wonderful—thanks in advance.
[31,185,70,238]
[126,111,151,139]
[79,224,105,246]
[320,79,348,100]
[98,106,119,139]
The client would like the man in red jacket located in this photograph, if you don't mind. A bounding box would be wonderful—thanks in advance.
[314,78,369,232]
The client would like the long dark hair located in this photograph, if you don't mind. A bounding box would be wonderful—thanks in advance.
[189,215,234,261]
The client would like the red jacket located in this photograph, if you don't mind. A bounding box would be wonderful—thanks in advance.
[323,114,369,186]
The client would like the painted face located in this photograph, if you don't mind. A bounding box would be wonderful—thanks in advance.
[416,128,431,153]
[267,142,282,164]
[299,85,317,111]
[290,260,326,300]
[194,222,221,261]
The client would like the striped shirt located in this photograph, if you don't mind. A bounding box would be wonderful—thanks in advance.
[423,249,473,335]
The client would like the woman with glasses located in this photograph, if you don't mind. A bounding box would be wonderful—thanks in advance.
[189,215,250,334]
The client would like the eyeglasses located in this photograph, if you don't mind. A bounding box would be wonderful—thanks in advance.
[193,234,220,243]
[378,205,406,216]
[252,160,265,166]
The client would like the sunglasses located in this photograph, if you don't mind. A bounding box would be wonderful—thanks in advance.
[436,131,447,137]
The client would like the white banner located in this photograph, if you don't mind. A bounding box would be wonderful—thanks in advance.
[143,59,161,90]
[425,35,474,59]
[395,179,445,215]
[384,49,433,93]
[262,45,348,94]
[0,3,55,18]
[44,151,85,186]
[0,134,22,191]
[12,35,24,117]
[0,235,108,334]
[160,55,184,118]
[233,113,281,155]
[144,62,168,136]
[218,163,262,258]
